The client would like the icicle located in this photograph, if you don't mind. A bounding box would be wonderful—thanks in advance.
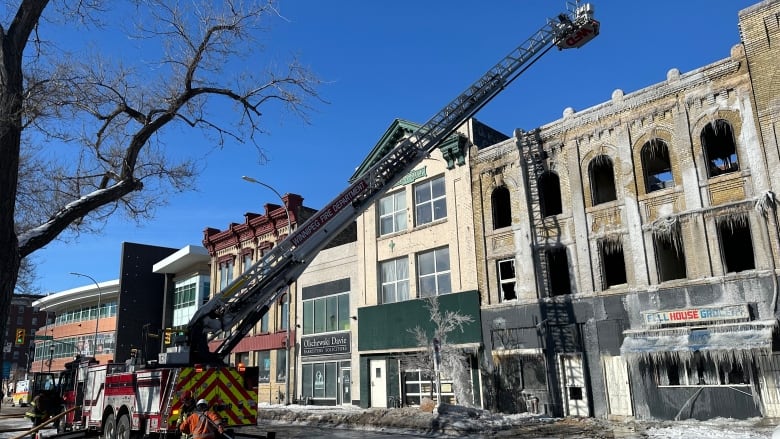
[715,212,749,233]
[755,190,777,217]
[651,216,683,257]
[598,234,623,255]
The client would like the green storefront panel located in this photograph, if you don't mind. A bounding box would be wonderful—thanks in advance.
[357,290,482,351]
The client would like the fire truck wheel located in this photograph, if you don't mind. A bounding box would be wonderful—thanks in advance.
[117,414,131,439]
[102,413,116,439]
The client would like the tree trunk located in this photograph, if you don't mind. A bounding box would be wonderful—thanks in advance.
[0,16,28,385]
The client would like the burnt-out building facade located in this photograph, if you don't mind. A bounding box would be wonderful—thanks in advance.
[471,0,780,420]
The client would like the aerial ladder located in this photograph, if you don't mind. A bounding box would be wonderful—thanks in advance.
[181,3,600,366]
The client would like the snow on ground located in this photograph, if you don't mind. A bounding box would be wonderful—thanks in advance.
[258,403,779,438]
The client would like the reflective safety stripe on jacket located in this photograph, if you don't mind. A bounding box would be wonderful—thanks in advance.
[180,412,221,439]
[192,414,214,439]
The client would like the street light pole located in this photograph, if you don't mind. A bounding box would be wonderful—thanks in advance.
[70,272,103,356]
[242,176,293,405]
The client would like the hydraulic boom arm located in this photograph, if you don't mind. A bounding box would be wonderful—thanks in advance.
[183,3,599,365]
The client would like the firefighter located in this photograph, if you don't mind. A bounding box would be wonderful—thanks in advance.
[179,399,224,439]
[179,390,197,439]
[25,390,62,427]
[181,390,197,418]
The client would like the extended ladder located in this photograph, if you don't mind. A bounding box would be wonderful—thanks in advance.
[185,3,600,364]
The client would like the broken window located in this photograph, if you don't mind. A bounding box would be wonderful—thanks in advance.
[598,237,627,289]
[702,119,739,178]
[717,214,755,273]
[492,186,512,229]
[652,218,686,282]
[539,171,562,217]
[497,258,517,301]
[641,138,674,192]
[545,246,572,296]
[588,154,617,205]
[651,355,750,387]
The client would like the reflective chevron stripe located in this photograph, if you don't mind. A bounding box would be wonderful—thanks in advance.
[169,367,257,427]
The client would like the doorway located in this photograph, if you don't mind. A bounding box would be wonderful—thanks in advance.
[341,368,351,405]
[369,359,387,408]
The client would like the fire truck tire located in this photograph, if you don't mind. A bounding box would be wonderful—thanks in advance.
[102,413,116,439]
[117,414,131,439]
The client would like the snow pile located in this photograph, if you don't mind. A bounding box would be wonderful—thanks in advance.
[258,403,553,436]
[256,404,778,438]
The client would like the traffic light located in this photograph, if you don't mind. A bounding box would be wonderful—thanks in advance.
[15,328,25,345]
[164,329,172,345]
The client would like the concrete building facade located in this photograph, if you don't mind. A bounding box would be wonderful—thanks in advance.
[201,194,316,404]
[471,0,780,420]
[295,239,359,406]
[352,118,506,409]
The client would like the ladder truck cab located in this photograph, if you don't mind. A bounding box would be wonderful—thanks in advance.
[57,3,598,438]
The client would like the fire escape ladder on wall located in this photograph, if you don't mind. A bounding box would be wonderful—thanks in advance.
[520,130,553,298]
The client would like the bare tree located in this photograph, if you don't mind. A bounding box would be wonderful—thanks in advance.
[406,296,475,406]
[0,0,322,371]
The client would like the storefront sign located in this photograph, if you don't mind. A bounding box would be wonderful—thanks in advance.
[394,166,427,187]
[643,304,749,326]
[301,333,351,356]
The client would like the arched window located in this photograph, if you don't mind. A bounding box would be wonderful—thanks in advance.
[641,139,674,193]
[589,155,617,205]
[702,119,739,178]
[539,171,562,217]
[491,186,512,229]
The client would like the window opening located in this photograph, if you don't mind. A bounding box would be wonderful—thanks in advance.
[402,368,455,406]
[258,351,271,383]
[279,293,289,331]
[702,119,739,177]
[414,176,447,226]
[589,155,617,205]
[598,237,626,288]
[545,246,571,296]
[641,139,674,192]
[303,292,350,335]
[219,258,234,290]
[652,218,686,282]
[651,355,750,387]
[539,172,562,217]
[717,214,755,273]
[379,190,407,235]
[417,247,452,297]
[242,251,253,273]
[497,258,516,301]
[492,186,512,229]
[380,257,409,304]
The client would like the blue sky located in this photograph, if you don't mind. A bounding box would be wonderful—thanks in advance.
[32,1,757,293]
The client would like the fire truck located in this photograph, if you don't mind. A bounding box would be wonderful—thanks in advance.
[55,3,598,438]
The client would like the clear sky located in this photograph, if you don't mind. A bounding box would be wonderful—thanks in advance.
[30,1,757,293]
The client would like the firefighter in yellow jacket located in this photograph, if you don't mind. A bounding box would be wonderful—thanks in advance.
[179,399,224,439]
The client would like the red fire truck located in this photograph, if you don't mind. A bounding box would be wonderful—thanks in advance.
[55,3,598,438]
[58,356,257,437]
